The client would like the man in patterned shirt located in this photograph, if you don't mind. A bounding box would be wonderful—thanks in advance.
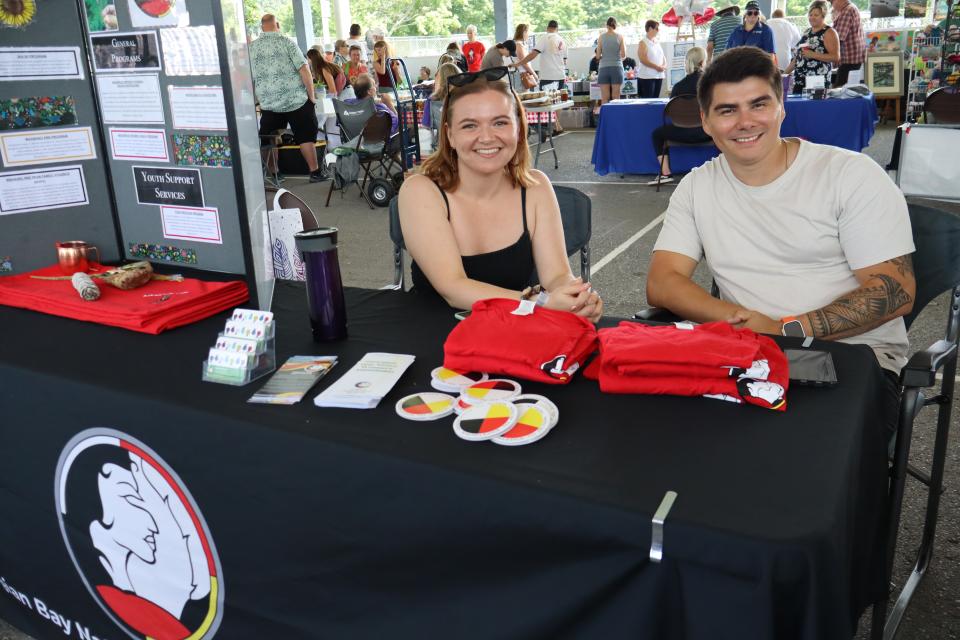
[829,0,865,86]
[707,4,741,62]
[250,14,325,182]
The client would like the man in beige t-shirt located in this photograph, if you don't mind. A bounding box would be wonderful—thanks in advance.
[647,48,914,438]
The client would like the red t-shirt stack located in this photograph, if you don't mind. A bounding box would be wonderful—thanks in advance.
[444,298,598,384]
[585,321,789,410]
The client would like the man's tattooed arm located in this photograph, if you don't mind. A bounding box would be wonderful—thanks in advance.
[804,255,915,340]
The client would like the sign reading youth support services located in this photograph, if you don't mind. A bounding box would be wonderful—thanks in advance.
[133,165,203,207]
[91,31,161,72]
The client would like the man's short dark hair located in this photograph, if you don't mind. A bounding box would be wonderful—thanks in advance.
[645,20,659,32]
[697,46,782,112]
[547,20,559,29]
[349,44,361,54]
[354,74,374,99]
[349,23,361,37]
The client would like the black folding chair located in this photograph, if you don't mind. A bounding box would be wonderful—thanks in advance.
[872,203,960,640]
[655,95,714,192]
[386,185,593,290]
[325,98,381,209]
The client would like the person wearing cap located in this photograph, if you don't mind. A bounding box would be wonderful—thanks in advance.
[512,20,567,91]
[767,8,802,72]
[707,4,741,62]
[647,46,913,444]
[462,25,486,73]
[726,1,776,55]
[828,0,866,86]
[480,40,516,70]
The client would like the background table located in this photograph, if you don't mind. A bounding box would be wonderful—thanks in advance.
[0,284,888,640]
[592,95,879,175]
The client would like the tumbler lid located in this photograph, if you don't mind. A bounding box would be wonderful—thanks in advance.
[295,227,338,252]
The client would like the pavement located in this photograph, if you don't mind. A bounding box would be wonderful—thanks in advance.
[3,122,958,640]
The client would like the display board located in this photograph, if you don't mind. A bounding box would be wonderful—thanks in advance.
[0,0,120,274]
[897,124,960,201]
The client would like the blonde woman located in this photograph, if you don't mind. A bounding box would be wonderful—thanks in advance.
[398,67,601,320]
[513,24,537,89]
[427,62,462,148]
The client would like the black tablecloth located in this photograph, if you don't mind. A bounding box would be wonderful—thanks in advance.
[0,283,888,640]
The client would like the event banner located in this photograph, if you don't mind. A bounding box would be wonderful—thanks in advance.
[132,165,203,207]
[90,31,161,72]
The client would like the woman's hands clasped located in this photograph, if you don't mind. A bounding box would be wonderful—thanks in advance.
[544,278,603,323]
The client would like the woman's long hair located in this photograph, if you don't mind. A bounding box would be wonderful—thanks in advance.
[431,62,463,101]
[419,76,536,192]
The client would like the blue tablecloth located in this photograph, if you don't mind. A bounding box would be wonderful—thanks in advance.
[591,95,878,176]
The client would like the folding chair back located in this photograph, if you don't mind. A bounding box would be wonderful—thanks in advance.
[922,87,960,124]
[663,94,702,128]
[387,196,406,289]
[358,111,393,152]
[333,97,376,141]
[903,203,960,330]
[553,185,592,281]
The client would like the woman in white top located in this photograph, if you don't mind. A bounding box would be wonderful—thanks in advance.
[637,19,666,98]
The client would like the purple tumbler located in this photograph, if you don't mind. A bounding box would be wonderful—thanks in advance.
[294,228,347,341]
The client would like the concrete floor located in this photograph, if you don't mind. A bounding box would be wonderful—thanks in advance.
[3,123,958,639]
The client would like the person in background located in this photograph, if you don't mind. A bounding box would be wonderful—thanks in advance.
[345,23,368,63]
[462,25,486,73]
[322,44,336,64]
[345,73,398,135]
[333,39,349,67]
[786,0,839,94]
[372,40,401,91]
[446,42,469,72]
[637,19,666,98]
[596,17,626,108]
[647,46,913,444]
[419,66,432,82]
[249,14,325,182]
[427,62,463,150]
[512,19,567,91]
[767,8,801,72]
[307,48,346,96]
[828,0,865,86]
[398,67,602,321]
[343,45,369,84]
[646,46,712,185]
[481,40,517,70]
[513,24,538,89]
[727,0,776,55]
[707,4,741,62]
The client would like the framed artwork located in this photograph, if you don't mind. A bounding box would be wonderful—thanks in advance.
[865,53,903,96]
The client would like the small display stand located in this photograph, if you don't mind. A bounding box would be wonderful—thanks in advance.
[202,309,276,385]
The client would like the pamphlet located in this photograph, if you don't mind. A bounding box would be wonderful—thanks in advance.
[314,352,415,409]
[248,355,338,405]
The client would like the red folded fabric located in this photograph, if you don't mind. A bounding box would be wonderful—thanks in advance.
[444,298,598,384]
[0,264,249,334]
[593,321,789,411]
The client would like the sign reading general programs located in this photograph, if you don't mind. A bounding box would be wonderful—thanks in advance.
[133,166,204,207]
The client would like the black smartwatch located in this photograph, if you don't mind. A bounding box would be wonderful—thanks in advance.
[781,316,806,338]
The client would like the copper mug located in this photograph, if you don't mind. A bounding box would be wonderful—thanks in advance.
[56,241,100,274]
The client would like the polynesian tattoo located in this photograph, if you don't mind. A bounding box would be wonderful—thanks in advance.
[807,256,914,338]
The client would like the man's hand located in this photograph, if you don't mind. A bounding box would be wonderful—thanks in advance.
[726,308,782,335]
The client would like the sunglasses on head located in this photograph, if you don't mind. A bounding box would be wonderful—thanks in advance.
[447,66,510,88]
[745,9,760,15]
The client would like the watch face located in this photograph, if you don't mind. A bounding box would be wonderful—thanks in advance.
[783,320,805,338]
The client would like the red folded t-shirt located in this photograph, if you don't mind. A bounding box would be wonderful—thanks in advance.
[589,321,789,410]
[444,298,598,384]
[0,264,249,334]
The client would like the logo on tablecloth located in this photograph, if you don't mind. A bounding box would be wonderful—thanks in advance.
[54,428,224,640]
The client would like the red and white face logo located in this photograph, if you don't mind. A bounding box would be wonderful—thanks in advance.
[55,429,224,640]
